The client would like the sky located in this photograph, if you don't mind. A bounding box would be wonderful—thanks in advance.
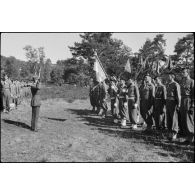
[1,33,189,64]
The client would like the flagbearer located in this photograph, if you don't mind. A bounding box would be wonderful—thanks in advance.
[166,72,181,141]
[89,78,97,112]
[118,78,128,127]
[140,74,155,132]
[108,75,119,123]
[154,76,167,131]
[180,68,194,144]
[126,76,139,130]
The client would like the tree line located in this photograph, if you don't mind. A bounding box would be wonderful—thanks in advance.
[1,33,194,85]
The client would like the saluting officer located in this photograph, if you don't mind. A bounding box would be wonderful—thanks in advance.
[154,76,167,131]
[166,72,181,141]
[179,68,194,144]
[139,74,155,132]
[30,76,41,132]
[118,78,128,127]
[126,76,139,130]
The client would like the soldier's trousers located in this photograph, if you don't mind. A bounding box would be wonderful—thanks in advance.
[3,89,11,110]
[166,100,179,133]
[119,98,127,120]
[31,106,40,131]
[111,98,119,119]
[100,99,108,114]
[179,97,194,135]
[128,98,138,125]
[140,100,153,127]
[90,93,96,108]
[154,100,166,130]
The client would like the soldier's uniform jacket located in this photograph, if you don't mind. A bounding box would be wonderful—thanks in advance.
[155,84,167,105]
[108,83,118,99]
[126,82,139,104]
[31,82,41,107]
[180,77,194,107]
[140,82,155,103]
[166,81,181,106]
[99,82,108,101]
[118,85,127,102]
[2,79,11,92]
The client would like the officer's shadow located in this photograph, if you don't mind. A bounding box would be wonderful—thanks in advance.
[3,119,32,131]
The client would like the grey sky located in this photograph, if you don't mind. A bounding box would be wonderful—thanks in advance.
[1,33,189,64]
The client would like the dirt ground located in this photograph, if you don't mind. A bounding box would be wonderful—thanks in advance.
[1,98,194,162]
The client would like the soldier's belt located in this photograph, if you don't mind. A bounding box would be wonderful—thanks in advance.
[119,96,125,99]
[155,98,163,100]
[167,97,176,100]
[110,97,116,100]
[127,97,135,99]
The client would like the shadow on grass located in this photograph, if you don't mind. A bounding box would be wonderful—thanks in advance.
[3,119,32,131]
[68,108,194,162]
[44,117,67,122]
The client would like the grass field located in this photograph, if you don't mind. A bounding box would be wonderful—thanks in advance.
[1,85,194,162]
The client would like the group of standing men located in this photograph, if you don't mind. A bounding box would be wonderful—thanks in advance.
[89,68,194,144]
[0,73,31,112]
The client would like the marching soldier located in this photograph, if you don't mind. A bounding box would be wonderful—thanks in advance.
[139,74,155,132]
[108,76,119,123]
[166,72,181,141]
[30,76,41,132]
[154,76,167,131]
[118,78,128,127]
[179,68,194,144]
[126,76,139,130]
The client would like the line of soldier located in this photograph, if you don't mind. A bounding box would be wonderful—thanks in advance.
[89,68,194,144]
[0,73,32,113]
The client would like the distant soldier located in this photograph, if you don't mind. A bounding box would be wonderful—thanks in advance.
[179,68,194,144]
[108,76,119,123]
[139,75,155,132]
[166,72,181,141]
[30,76,41,132]
[118,78,128,127]
[126,77,139,130]
[154,76,167,131]
[2,74,11,113]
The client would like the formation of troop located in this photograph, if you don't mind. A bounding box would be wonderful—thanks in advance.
[0,73,31,112]
[89,68,194,144]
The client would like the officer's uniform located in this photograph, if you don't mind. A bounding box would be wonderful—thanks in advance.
[118,84,128,124]
[179,77,194,137]
[126,81,139,126]
[2,79,11,111]
[154,83,167,130]
[31,81,41,131]
[140,82,155,130]
[166,81,181,134]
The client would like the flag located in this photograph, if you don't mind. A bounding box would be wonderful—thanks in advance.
[93,56,107,83]
[124,59,131,73]
[167,56,173,70]
[156,61,160,75]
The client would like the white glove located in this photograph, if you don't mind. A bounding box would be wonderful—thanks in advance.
[134,103,138,108]
[124,102,128,107]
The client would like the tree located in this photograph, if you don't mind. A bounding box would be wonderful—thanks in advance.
[41,58,52,83]
[138,34,167,78]
[174,33,194,69]
[50,66,64,85]
[69,33,132,76]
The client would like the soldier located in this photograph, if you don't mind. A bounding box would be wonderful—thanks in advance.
[2,74,11,113]
[179,68,194,144]
[89,78,97,112]
[139,74,155,132]
[118,78,128,127]
[98,81,108,117]
[166,72,181,141]
[154,76,167,131]
[126,76,139,130]
[30,76,41,132]
[108,76,119,123]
